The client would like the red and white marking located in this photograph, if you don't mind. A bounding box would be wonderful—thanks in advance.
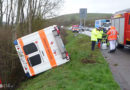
[0,79,3,88]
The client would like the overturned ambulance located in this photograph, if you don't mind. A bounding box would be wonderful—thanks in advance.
[14,25,70,77]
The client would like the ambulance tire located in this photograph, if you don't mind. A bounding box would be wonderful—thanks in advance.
[116,40,124,48]
[117,44,124,48]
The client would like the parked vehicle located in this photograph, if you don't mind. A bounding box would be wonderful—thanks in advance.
[111,9,130,48]
[72,25,79,32]
[95,19,111,30]
[14,25,70,77]
[79,25,85,31]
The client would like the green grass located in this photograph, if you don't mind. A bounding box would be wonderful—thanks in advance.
[17,31,120,90]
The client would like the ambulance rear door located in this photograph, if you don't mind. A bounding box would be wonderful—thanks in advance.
[23,36,51,75]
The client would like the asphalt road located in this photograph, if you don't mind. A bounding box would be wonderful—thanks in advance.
[81,30,130,90]
[79,31,91,36]
[102,48,130,90]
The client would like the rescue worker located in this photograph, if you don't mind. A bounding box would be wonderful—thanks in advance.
[91,26,99,51]
[97,27,103,48]
[102,27,108,43]
[107,26,118,53]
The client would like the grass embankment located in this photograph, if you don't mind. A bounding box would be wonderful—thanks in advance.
[17,31,120,90]
[50,13,112,26]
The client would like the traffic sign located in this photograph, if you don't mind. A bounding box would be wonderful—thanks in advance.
[80,8,87,18]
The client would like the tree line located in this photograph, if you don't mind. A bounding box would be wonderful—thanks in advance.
[0,0,63,39]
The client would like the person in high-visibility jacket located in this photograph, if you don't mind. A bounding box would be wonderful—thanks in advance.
[91,27,99,51]
[97,27,103,48]
[107,26,118,53]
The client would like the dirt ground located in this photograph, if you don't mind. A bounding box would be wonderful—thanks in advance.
[102,47,130,90]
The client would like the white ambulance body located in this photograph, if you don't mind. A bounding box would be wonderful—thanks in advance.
[14,25,70,77]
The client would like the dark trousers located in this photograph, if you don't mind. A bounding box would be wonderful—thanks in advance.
[91,41,96,51]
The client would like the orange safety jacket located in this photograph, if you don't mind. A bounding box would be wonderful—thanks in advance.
[107,26,118,41]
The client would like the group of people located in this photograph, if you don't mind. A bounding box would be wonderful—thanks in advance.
[91,26,118,53]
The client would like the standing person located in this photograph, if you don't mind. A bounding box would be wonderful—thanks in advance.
[107,26,118,53]
[102,27,109,43]
[97,27,103,48]
[91,27,99,51]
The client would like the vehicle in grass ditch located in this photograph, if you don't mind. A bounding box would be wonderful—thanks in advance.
[14,25,70,77]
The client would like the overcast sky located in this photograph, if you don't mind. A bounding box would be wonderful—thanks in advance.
[59,0,130,15]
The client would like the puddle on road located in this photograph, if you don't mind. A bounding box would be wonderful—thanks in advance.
[113,64,118,66]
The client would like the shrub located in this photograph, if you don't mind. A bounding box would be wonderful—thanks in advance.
[0,27,26,90]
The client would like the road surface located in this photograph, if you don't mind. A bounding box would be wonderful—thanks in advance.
[81,30,130,90]
[79,31,91,36]
[102,48,130,90]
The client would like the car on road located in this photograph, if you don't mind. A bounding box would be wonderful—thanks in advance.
[72,25,79,33]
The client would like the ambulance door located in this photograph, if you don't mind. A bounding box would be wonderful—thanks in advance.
[23,42,43,69]
[119,18,125,44]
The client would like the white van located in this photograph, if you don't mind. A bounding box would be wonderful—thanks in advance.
[14,25,70,77]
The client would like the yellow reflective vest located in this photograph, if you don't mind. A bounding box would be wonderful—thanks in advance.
[91,28,98,41]
[97,30,103,39]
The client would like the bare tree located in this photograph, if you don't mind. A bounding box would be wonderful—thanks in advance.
[2,0,64,39]
[12,0,23,40]
[35,0,64,18]
[0,0,3,26]
[7,0,13,25]
[28,0,33,33]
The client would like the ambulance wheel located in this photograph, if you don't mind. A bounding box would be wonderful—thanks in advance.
[117,44,124,48]
[116,39,124,48]
[116,41,124,48]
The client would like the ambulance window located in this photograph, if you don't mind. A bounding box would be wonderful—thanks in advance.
[23,43,38,55]
[28,54,41,66]
[129,16,130,24]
